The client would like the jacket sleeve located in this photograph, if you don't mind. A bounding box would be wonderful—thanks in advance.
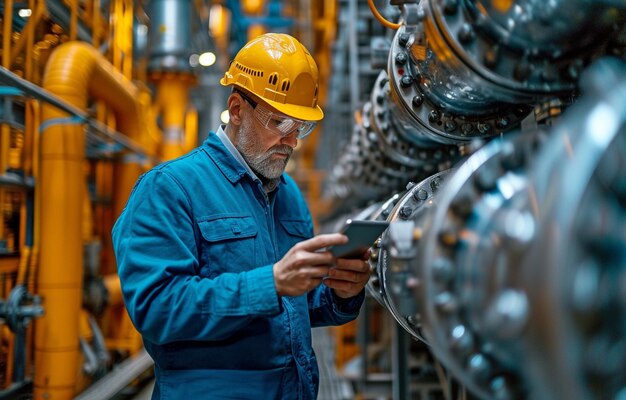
[112,169,280,345]
[307,286,365,327]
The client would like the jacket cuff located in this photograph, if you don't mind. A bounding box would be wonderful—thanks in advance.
[331,289,365,315]
[245,265,280,315]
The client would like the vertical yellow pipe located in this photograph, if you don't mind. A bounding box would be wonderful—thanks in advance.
[23,100,33,176]
[30,100,40,256]
[17,191,28,282]
[37,93,85,400]
[95,160,115,273]
[153,74,193,160]
[0,0,8,242]
[9,2,45,68]
[0,1,12,240]
[92,0,101,47]
[0,189,3,244]
[110,0,122,71]
[29,100,39,390]
[184,106,198,153]
[0,125,8,175]
[5,323,15,388]
[69,0,78,41]
[2,0,13,68]
[111,0,135,78]
[122,0,134,79]
[83,183,94,241]
[37,41,158,399]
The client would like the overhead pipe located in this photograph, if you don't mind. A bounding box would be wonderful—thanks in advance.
[38,41,158,400]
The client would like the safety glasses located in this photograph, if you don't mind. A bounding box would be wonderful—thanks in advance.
[235,89,317,139]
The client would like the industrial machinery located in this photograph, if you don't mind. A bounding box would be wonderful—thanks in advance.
[322,0,626,399]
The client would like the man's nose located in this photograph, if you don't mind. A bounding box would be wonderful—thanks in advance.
[281,133,298,148]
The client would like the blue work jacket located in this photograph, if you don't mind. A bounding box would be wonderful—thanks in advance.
[112,132,364,399]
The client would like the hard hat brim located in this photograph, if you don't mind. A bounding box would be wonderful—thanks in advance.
[262,98,324,122]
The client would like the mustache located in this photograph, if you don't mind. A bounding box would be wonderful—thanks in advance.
[266,145,294,157]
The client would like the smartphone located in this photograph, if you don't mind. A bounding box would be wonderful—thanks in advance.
[330,219,390,259]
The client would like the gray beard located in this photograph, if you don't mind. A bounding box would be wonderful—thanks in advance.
[235,117,293,180]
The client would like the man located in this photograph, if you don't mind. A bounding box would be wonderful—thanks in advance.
[112,33,370,399]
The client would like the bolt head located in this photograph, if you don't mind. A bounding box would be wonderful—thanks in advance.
[400,75,414,87]
[458,23,475,44]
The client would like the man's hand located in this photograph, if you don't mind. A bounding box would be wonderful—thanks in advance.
[323,250,371,299]
[273,233,348,297]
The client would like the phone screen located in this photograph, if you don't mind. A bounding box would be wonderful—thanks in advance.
[330,219,389,259]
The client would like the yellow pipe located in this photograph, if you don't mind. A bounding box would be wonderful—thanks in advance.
[16,243,30,286]
[83,188,94,242]
[0,187,5,243]
[19,189,27,250]
[95,160,115,273]
[92,0,101,47]
[2,0,13,68]
[242,0,264,14]
[30,99,40,260]
[29,99,40,302]
[122,0,134,79]
[153,74,194,160]
[69,0,78,41]
[23,101,34,176]
[5,325,15,389]
[103,273,123,307]
[110,0,134,79]
[10,1,46,67]
[79,309,93,342]
[37,41,157,400]
[184,106,198,153]
[0,124,8,174]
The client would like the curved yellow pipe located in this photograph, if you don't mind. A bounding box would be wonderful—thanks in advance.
[37,41,157,400]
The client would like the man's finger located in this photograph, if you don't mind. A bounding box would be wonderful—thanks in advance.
[302,266,330,278]
[329,267,370,283]
[294,250,336,267]
[298,233,348,252]
[335,258,369,272]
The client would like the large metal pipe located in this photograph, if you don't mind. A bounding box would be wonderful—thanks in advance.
[38,41,157,400]
[147,0,193,73]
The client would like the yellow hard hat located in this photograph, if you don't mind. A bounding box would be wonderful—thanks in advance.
[220,33,324,121]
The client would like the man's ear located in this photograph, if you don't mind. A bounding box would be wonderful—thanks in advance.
[227,93,244,126]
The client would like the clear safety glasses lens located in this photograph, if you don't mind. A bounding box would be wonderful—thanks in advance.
[236,90,317,139]
[253,105,317,139]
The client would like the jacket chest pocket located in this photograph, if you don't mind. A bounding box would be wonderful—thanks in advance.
[197,215,257,277]
[277,219,311,256]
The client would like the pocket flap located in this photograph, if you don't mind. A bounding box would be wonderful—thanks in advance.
[198,215,257,241]
[279,219,310,238]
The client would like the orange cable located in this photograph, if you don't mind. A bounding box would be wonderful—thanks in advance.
[368,0,401,30]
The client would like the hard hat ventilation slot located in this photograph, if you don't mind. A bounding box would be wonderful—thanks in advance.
[281,80,291,92]
[269,73,279,85]
[235,62,263,77]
